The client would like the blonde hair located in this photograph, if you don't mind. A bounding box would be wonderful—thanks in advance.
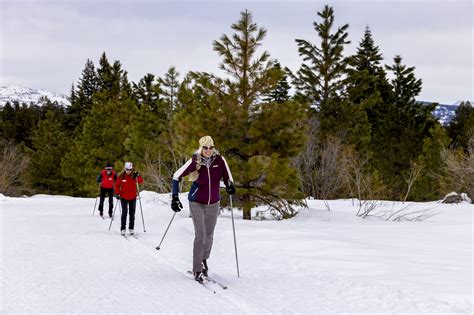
[187,150,202,182]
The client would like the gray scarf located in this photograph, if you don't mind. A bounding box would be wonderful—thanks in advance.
[200,155,216,168]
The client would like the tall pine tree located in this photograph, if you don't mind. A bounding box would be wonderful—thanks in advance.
[66,59,99,134]
[292,5,358,145]
[61,55,137,195]
[372,55,438,198]
[175,10,307,219]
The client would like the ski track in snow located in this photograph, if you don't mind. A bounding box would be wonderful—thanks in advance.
[1,193,472,314]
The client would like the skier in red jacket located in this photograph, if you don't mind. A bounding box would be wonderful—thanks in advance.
[96,162,117,218]
[114,162,143,236]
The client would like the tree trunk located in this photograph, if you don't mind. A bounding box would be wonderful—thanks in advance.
[242,195,252,220]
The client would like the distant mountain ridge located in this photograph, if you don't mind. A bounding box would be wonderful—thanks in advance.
[0,85,70,107]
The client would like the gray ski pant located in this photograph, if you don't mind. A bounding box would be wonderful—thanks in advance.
[189,201,220,272]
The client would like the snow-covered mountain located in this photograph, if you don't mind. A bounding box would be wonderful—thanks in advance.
[432,103,460,125]
[0,85,70,107]
[418,100,467,125]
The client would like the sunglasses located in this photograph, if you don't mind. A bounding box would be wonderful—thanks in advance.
[125,169,132,172]
[202,146,214,150]
[105,168,113,171]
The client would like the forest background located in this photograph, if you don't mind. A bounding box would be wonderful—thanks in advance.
[1,5,472,219]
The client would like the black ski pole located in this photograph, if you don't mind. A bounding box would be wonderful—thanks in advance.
[156,212,176,251]
[136,182,146,232]
[108,199,120,231]
[229,194,240,277]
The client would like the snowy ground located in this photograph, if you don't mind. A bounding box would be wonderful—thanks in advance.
[1,192,472,314]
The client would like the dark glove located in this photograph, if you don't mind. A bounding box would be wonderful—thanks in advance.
[132,171,139,179]
[226,183,236,195]
[115,194,121,200]
[171,194,183,212]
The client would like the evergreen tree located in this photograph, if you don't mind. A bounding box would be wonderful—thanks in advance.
[126,71,181,192]
[132,73,161,110]
[292,5,352,141]
[343,27,392,154]
[27,111,73,194]
[61,57,137,195]
[66,59,99,134]
[293,5,350,104]
[69,83,76,106]
[264,62,290,103]
[446,101,474,151]
[371,55,438,198]
[344,26,392,104]
[175,10,307,219]
[159,66,181,113]
[78,59,99,103]
[0,102,16,141]
[411,124,450,200]
[386,55,422,106]
[97,52,113,93]
[11,102,41,148]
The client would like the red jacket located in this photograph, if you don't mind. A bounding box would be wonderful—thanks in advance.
[114,172,143,201]
[97,169,117,189]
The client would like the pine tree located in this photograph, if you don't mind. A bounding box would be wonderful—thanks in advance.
[446,101,474,151]
[411,124,450,200]
[175,10,307,219]
[126,71,182,192]
[159,66,180,113]
[27,111,73,194]
[292,5,352,142]
[0,102,16,141]
[97,52,113,93]
[61,57,137,195]
[345,26,392,104]
[132,73,161,110]
[386,55,422,106]
[370,55,438,198]
[293,5,350,105]
[11,102,41,148]
[343,27,392,154]
[66,59,99,134]
[264,62,290,103]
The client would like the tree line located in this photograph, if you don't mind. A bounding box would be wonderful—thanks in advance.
[1,6,473,219]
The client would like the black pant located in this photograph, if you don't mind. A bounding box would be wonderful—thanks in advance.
[120,198,137,231]
[98,187,114,214]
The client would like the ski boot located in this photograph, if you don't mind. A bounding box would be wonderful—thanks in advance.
[202,260,209,277]
[194,271,203,283]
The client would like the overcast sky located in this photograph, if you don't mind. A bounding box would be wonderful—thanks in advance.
[1,0,472,104]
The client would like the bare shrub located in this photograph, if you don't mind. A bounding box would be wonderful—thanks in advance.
[309,136,350,211]
[0,140,30,196]
[377,202,438,222]
[293,115,319,198]
[403,161,423,202]
[441,136,474,202]
[252,196,307,220]
[352,198,438,221]
[143,149,187,194]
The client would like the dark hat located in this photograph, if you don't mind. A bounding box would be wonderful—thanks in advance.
[105,162,113,169]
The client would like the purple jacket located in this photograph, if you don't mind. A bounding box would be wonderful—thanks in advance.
[172,153,233,205]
